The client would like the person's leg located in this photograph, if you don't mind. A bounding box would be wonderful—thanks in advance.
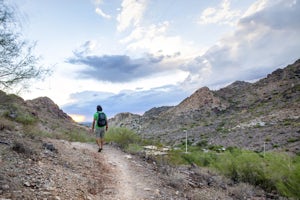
[99,127,105,150]
[95,129,102,151]
[100,138,104,149]
[96,138,101,147]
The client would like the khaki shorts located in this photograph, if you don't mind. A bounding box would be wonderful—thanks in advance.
[95,127,105,139]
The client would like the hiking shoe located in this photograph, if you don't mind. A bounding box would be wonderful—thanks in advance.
[98,148,102,152]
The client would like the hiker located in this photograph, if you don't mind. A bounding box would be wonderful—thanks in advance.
[91,105,108,152]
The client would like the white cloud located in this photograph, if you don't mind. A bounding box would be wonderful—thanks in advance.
[198,0,241,26]
[243,0,269,17]
[95,7,111,19]
[92,0,111,19]
[242,0,297,18]
[120,22,202,59]
[93,0,103,5]
[183,0,300,91]
[117,0,148,32]
[120,22,168,44]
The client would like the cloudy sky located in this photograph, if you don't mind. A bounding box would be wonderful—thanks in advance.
[7,0,300,122]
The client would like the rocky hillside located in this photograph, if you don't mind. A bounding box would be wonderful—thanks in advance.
[0,91,271,200]
[0,91,88,140]
[109,59,300,154]
[0,91,97,199]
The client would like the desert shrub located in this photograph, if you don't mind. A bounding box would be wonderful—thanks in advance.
[0,116,14,130]
[212,150,300,198]
[167,149,188,165]
[167,147,218,167]
[105,127,141,148]
[276,163,300,198]
[4,104,37,125]
[67,130,94,143]
[169,145,300,198]
[265,153,300,198]
[12,141,37,158]
[126,143,143,154]
[15,113,37,125]
[214,151,276,190]
[167,144,299,197]
[287,138,298,143]
[208,145,224,152]
[23,123,93,143]
[196,139,208,147]
[185,151,218,167]
[181,139,193,146]
[23,125,52,138]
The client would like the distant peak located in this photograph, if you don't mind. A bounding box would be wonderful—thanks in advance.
[225,81,251,90]
[30,96,54,103]
[193,86,210,94]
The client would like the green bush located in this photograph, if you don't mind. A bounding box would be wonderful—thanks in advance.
[105,127,141,148]
[0,116,14,130]
[182,151,217,167]
[23,125,52,138]
[126,143,143,154]
[276,163,300,198]
[167,146,218,167]
[15,113,37,125]
[196,139,208,147]
[265,153,300,198]
[4,104,37,125]
[287,138,298,143]
[212,150,300,198]
[167,146,300,198]
[167,149,188,165]
[67,130,94,143]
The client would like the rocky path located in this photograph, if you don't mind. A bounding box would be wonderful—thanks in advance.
[1,133,267,200]
[43,140,181,200]
[69,142,178,200]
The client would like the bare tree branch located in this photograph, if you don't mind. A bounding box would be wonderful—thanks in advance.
[0,0,51,91]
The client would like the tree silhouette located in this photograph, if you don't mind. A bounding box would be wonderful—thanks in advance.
[0,0,50,92]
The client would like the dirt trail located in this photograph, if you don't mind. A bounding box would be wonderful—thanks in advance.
[69,142,176,200]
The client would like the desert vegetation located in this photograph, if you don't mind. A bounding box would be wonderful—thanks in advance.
[105,127,300,199]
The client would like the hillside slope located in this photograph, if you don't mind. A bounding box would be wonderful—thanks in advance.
[109,59,300,154]
[0,92,270,199]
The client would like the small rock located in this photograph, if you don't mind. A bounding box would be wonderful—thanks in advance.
[155,189,160,195]
[86,196,92,200]
[1,184,9,190]
[24,181,31,187]
[43,143,57,152]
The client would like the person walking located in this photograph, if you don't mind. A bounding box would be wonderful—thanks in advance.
[91,105,108,152]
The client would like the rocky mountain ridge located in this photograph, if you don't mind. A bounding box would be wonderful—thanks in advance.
[109,59,300,154]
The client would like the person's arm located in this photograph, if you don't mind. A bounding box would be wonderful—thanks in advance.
[105,115,108,131]
[92,119,95,130]
[91,114,96,132]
